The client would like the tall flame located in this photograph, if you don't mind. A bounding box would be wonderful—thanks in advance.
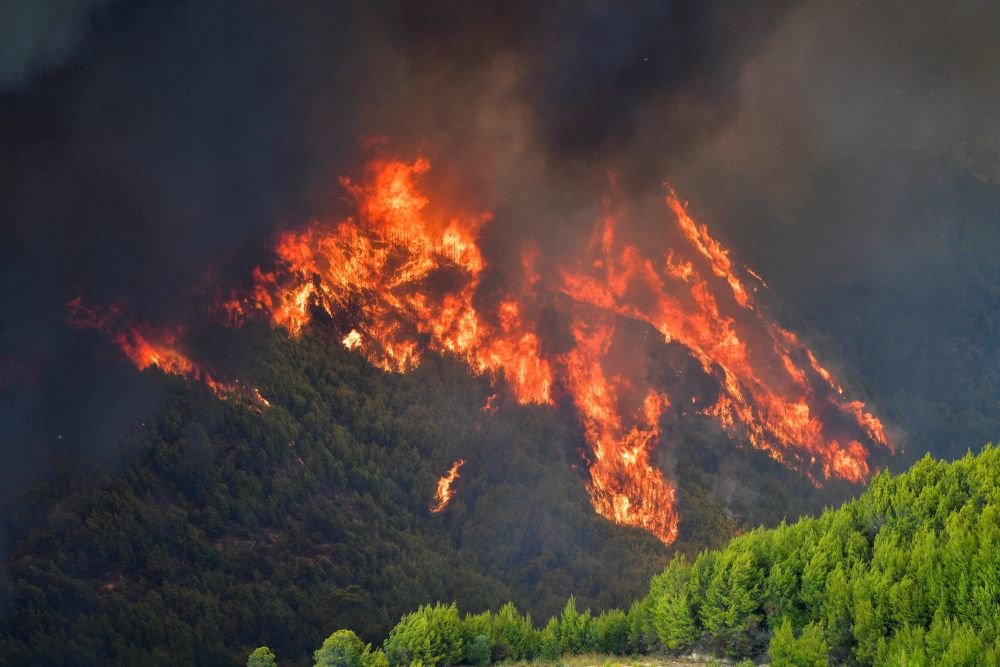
[430,459,466,513]
[73,154,891,545]
[223,157,552,404]
[218,155,891,544]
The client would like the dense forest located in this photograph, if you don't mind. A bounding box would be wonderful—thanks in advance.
[0,322,844,665]
[257,445,1000,666]
[2,3,1000,667]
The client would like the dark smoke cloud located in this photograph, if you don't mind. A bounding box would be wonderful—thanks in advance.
[666,0,1000,459]
[2,0,998,530]
[0,0,798,492]
[0,0,109,90]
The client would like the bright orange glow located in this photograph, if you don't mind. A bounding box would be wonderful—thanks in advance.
[72,153,891,545]
[222,157,552,403]
[342,329,363,350]
[219,155,892,543]
[430,459,465,512]
[560,191,892,490]
[67,297,269,408]
[561,310,678,542]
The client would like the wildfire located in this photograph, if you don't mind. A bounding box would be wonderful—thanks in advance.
[67,296,269,408]
[430,459,465,512]
[218,155,891,543]
[222,156,553,403]
[342,329,363,350]
[69,153,892,545]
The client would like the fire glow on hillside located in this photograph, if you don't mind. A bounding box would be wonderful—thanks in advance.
[67,297,271,409]
[430,459,466,513]
[70,154,892,544]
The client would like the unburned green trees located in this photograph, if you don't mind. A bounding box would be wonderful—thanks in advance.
[383,603,463,667]
[247,646,277,667]
[314,629,366,667]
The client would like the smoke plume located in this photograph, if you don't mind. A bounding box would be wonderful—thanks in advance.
[2,0,999,531]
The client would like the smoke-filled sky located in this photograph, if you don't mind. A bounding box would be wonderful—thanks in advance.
[2,0,1000,505]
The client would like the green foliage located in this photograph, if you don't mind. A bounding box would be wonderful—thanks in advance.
[539,617,563,660]
[0,327,670,665]
[768,618,828,666]
[363,648,389,667]
[295,448,1000,667]
[625,598,655,654]
[247,646,277,667]
[654,591,698,652]
[635,446,1000,665]
[315,629,367,667]
[650,555,698,652]
[465,635,491,667]
[592,609,629,655]
[556,597,597,655]
[492,602,538,660]
[383,603,464,667]
[461,611,494,657]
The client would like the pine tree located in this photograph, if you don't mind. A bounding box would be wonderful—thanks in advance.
[768,618,828,667]
[653,592,698,651]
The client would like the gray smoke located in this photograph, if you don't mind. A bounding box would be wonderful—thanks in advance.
[2,0,999,530]
[0,0,109,90]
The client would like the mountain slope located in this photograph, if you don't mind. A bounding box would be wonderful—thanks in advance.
[0,322,857,665]
[634,445,1000,663]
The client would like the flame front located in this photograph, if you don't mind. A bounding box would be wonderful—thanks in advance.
[73,154,892,545]
[430,459,465,513]
[223,157,553,404]
[67,297,269,407]
[218,156,891,543]
[560,192,892,491]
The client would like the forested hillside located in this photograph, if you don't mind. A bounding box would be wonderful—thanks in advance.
[634,444,1000,664]
[268,445,1000,666]
[0,322,842,666]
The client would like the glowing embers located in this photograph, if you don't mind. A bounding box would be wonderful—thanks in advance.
[430,459,465,512]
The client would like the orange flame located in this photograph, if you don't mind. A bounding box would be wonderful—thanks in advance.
[70,153,890,545]
[223,157,552,404]
[67,296,269,408]
[430,459,465,512]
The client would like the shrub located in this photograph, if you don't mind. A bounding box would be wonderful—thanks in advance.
[557,597,595,654]
[540,617,563,660]
[363,648,389,667]
[593,609,629,655]
[384,603,464,667]
[315,629,367,667]
[461,611,494,648]
[465,635,491,667]
[768,618,828,667]
[493,602,538,660]
[247,646,277,667]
